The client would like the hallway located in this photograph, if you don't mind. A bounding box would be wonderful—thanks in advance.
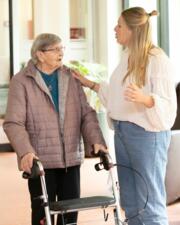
[0,152,180,225]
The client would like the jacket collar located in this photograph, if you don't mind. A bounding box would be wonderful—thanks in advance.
[24,59,71,78]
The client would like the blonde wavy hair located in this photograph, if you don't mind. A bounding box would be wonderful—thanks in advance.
[122,7,158,87]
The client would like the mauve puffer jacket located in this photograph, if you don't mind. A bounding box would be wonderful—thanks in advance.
[3,60,106,170]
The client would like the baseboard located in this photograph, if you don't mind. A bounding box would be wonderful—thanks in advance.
[0,143,14,152]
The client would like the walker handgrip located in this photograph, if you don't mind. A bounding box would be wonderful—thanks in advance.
[22,171,31,179]
[94,150,114,171]
[91,149,106,157]
[22,159,41,179]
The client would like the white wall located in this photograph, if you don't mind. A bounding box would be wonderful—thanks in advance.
[0,0,10,83]
[106,0,122,75]
[93,0,122,75]
[33,0,70,45]
[0,0,9,56]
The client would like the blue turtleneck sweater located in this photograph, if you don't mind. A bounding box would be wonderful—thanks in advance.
[40,70,59,112]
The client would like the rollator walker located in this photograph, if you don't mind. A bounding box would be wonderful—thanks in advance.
[23,151,123,225]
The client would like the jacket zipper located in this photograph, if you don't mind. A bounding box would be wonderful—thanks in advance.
[33,73,67,170]
[57,113,67,170]
[43,90,67,170]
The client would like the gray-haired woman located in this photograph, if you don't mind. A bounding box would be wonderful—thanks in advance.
[3,33,107,225]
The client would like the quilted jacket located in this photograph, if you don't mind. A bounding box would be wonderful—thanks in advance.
[3,60,106,169]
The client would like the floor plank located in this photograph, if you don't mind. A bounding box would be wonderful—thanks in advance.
[0,152,179,225]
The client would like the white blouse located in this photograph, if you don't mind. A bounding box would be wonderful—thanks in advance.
[98,48,177,132]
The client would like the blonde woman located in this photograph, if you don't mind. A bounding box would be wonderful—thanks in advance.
[73,7,177,225]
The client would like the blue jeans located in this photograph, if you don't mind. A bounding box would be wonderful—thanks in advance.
[113,121,170,225]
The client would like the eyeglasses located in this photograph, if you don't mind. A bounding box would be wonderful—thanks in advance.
[42,46,65,53]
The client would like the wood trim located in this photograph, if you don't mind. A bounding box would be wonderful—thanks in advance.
[0,143,14,152]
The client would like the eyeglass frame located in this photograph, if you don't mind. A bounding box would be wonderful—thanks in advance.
[41,46,65,53]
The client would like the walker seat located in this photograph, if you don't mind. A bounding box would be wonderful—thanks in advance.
[50,196,116,212]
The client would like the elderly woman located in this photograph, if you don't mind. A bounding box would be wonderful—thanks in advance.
[3,33,106,225]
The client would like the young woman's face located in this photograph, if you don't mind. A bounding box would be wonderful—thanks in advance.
[114,15,132,47]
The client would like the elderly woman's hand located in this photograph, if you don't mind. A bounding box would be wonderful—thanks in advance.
[124,83,154,108]
[21,152,38,173]
[93,144,108,154]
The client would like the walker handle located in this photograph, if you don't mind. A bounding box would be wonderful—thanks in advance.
[22,159,42,179]
[94,150,114,171]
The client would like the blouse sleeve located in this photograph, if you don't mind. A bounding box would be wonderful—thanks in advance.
[145,54,177,130]
[97,81,109,108]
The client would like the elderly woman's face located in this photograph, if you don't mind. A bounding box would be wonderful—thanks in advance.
[38,42,65,69]
[114,15,132,47]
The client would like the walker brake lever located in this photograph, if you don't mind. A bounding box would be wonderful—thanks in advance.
[94,150,114,171]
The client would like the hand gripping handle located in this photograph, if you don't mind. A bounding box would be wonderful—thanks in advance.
[22,159,42,179]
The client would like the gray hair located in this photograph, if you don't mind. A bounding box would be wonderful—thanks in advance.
[31,33,62,64]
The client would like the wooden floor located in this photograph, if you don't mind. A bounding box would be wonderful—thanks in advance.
[0,152,180,225]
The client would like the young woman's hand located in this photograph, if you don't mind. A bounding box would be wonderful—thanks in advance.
[72,70,100,92]
[72,70,92,88]
[124,83,154,108]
